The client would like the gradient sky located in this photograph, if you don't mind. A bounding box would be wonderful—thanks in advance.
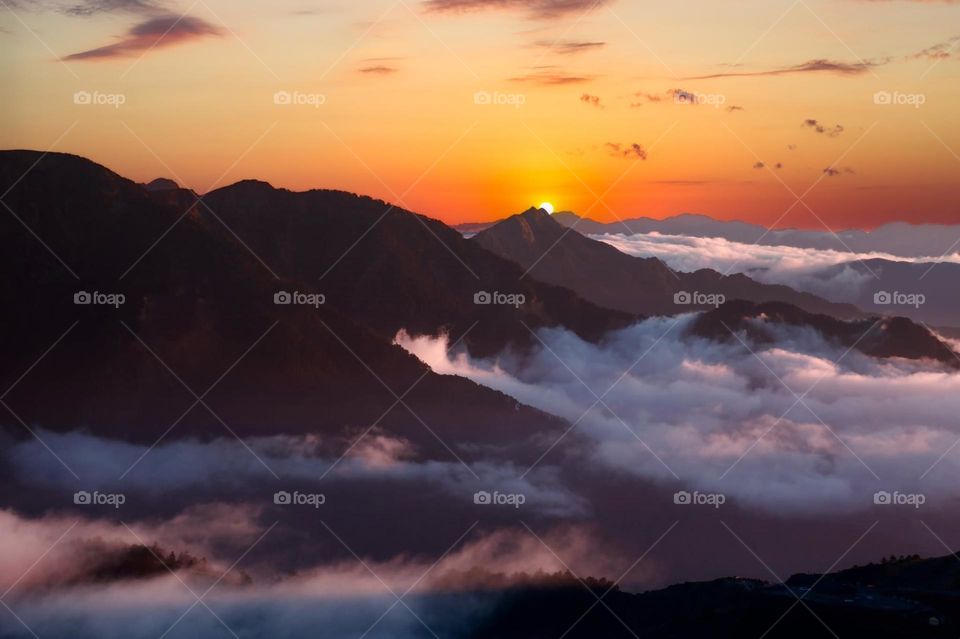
[1,0,959,228]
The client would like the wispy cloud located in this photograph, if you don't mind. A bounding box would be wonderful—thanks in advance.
[535,39,606,55]
[359,65,399,74]
[823,166,856,177]
[510,67,594,84]
[684,58,887,80]
[423,0,614,20]
[63,14,222,60]
[908,35,960,60]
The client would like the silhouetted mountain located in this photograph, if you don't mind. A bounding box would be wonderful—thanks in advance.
[143,177,179,192]
[198,183,634,359]
[470,551,960,638]
[0,150,595,460]
[689,300,959,366]
[807,258,960,328]
[472,208,861,318]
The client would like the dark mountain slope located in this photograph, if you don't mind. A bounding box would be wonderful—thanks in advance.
[199,183,634,358]
[472,208,861,318]
[689,300,959,366]
[0,150,569,459]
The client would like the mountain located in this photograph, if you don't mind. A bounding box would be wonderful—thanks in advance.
[689,300,959,367]
[472,208,861,318]
[143,177,179,192]
[549,212,960,259]
[807,258,960,328]
[1,150,629,460]
[471,553,954,638]
[198,182,633,359]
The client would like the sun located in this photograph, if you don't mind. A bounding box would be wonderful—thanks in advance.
[538,202,555,214]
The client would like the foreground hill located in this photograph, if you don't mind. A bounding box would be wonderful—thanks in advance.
[0,150,631,457]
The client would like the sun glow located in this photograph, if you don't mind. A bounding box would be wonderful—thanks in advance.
[538,202,555,214]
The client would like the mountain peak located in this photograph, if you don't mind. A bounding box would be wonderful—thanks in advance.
[144,177,180,192]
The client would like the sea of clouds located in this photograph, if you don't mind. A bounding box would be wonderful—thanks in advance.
[592,231,960,300]
[397,316,960,514]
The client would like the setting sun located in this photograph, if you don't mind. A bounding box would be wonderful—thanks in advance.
[538,202,555,214]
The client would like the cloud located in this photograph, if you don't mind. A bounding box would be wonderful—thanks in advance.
[823,166,855,176]
[399,319,960,514]
[629,92,664,107]
[359,65,399,74]
[685,58,886,79]
[11,0,166,16]
[908,36,960,60]
[605,142,647,159]
[423,0,614,20]
[752,161,765,169]
[535,40,606,55]
[0,507,620,638]
[509,68,594,84]
[63,14,222,61]
[580,93,603,108]
[6,429,587,517]
[590,231,960,299]
[802,119,844,137]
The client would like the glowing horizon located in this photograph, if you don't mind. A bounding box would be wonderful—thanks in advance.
[2,0,959,229]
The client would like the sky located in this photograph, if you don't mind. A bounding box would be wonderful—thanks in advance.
[1,0,959,228]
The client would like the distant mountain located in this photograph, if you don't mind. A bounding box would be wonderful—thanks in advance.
[809,258,960,328]
[472,208,862,319]
[689,300,959,366]
[2,150,621,459]
[458,212,960,259]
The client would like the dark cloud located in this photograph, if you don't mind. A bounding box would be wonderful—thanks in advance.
[802,119,844,137]
[774,162,783,169]
[423,0,614,20]
[605,142,647,159]
[63,14,222,60]
[752,161,765,169]
[684,58,887,80]
[535,40,606,55]
[580,93,603,108]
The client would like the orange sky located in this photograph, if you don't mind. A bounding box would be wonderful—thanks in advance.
[1,0,959,228]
